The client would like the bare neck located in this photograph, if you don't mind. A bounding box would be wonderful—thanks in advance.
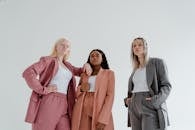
[57,56,64,63]
[138,57,145,68]
[92,65,101,75]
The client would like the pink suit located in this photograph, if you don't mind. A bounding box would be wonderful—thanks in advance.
[71,68,115,130]
[22,56,83,130]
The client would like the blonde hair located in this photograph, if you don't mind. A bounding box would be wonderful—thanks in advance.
[130,37,149,69]
[50,38,71,61]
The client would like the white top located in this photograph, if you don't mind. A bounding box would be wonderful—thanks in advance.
[132,67,149,93]
[49,64,72,94]
[88,75,96,92]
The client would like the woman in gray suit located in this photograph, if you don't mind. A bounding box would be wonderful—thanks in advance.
[124,37,171,130]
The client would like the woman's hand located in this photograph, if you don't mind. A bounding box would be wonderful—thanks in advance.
[125,97,131,106]
[96,122,105,130]
[83,63,92,76]
[80,83,90,92]
[145,97,152,100]
[46,85,57,93]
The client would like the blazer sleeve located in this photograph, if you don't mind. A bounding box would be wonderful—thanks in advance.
[65,62,84,76]
[124,76,133,107]
[125,75,133,127]
[97,71,115,125]
[151,59,172,109]
[22,57,50,95]
[75,73,88,98]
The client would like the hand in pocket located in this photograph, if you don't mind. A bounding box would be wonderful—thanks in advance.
[143,97,155,109]
[124,97,132,107]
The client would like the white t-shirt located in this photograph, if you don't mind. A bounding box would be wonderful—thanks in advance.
[88,75,96,92]
[49,64,72,94]
[132,67,149,93]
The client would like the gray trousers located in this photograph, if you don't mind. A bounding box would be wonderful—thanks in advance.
[129,92,165,130]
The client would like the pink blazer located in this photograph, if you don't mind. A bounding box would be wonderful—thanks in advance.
[71,68,115,130]
[22,56,83,123]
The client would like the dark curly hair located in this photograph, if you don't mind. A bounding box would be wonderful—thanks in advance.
[87,49,110,69]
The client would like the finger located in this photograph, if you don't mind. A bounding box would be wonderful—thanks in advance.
[53,87,57,91]
[48,87,52,91]
[83,64,87,71]
[52,84,57,87]
[146,97,151,100]
[83,67,86,72]
[125,100,128,105]
[86,70,90,75]
[127,98,131,102]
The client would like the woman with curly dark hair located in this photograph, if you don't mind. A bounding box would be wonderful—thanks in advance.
[72,49,115,130]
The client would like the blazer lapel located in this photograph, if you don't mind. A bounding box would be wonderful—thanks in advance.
[146,59,155,95]
[40,58,58,86]
[94,68,104,92]
[128,70,135,92]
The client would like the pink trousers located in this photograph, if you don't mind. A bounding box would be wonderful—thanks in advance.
[32,92,70,130]
[79,92,94,130]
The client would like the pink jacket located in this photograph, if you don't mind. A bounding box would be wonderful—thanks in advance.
[22,56,83,123]
[71,68,115,130]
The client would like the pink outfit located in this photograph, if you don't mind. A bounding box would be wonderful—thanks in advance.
[79,92,94,130]
[71,68,115,130]
[22,56,83,130]
[32,92,69,130]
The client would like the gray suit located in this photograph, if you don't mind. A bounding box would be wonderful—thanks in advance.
[125,58,171,130]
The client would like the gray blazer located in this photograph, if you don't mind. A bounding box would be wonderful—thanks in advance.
[125,58,172,129]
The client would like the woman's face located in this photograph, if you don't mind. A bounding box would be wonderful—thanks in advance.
[89,51,103,66]
[132,39,145,57]
[56,41,70,56]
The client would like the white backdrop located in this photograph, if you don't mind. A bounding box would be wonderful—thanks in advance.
[0,0,195,130]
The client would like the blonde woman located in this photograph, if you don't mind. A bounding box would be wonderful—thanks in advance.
[22,38,91,130]
[124,37,171,130]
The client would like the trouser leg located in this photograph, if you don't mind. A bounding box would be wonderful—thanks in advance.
[56,114,70,130]
[32,93,68,130]
[141,93,159,130]
[79,112,92,130]
[79,93,94,130]
[130,92,160,130]
[130,94,142,130]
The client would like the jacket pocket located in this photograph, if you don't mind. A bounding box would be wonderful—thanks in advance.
[25,92,41,123]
